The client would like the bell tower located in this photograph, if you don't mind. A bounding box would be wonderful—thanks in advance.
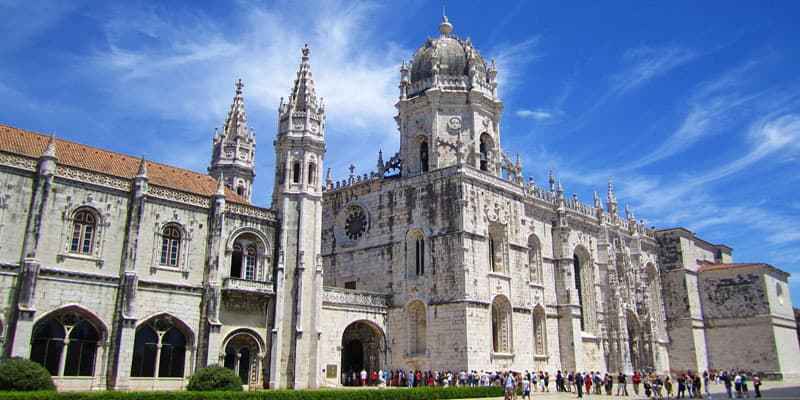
[396,15,503,177]
[209,79,256,202]
[269,44,326,389]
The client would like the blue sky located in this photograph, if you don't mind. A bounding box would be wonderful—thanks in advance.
[1,1,799,305]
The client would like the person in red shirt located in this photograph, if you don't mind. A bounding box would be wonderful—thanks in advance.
[370,370,378,386]
[632,371,642,395]
[584,372,593,395]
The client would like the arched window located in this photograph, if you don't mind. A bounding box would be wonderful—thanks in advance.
[528,235,543,284]
[70,209,97,254]
[292,161,301,184]
[131,316,189,378]
[406,230,425,277]
[160,225,181,267]
[30,311,102,377]
[491,296,512,353]
[236,186,245,196]
[533,306,547,356]
[407,301,427,355]
[230,233,267,281]
[415,237,425,275]
[419,140,429,173]
[479,133,492,172]
[308,162,317,185]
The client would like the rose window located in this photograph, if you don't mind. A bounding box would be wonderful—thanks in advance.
[345,207,367,240]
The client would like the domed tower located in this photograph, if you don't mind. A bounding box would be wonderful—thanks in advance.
[209,79,256,202]
[396,14,503,177]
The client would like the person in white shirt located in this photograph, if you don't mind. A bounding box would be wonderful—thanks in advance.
[360,369,367,386]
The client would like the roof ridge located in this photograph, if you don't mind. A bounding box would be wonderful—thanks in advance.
[0,122,220,181]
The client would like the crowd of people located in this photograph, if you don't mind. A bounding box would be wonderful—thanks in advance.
[343,368,764,399]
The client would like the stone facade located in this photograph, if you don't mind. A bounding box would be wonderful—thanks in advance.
[0,15,797,393]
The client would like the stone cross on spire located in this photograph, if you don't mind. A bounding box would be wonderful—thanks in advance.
[607,178,618,215]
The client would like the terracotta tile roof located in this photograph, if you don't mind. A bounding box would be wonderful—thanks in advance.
[697,261,769,273]
[0,123,248,204]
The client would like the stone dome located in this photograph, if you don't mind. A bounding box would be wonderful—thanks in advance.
[409,16,487,83]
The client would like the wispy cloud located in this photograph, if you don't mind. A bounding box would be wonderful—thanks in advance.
[489,36,541,96]
[611,45,697,94]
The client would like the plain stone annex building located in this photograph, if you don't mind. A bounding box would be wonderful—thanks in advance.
[0,16,797,391]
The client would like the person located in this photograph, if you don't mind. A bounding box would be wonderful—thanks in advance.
[741,373,749,398]
[693,373,702,400]
[575,372,584,398]
[567,371,575,392]
[522,374,531,400]
[633,371,642,396]
[617,372,629,396]
[704,371,711,399]
[678,374,686,399]
[604,373,613,395]
[504,373,516,400]
[665,375,673,399]
[753,374,761,398]
[722,371,733,399]
[544,371,550,392]
[584,371,593,395]
[557,370,564,392]
[360,369,367,386]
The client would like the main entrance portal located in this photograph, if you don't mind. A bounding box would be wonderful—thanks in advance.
[340,321,385,386]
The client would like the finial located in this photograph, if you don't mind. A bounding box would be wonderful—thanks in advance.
[607,177,617,202]
[216,172,226,196]
[593,191,602,209]
[326,167,333,184]
[235,78,244,95]
[439,12,453,36]
[43,133,57,158]
[548,169,556,191]
[301,43,310,61]
[137,157,147,178]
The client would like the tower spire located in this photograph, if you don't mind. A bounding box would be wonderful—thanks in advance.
[287,44,320,112]
[208,78,257,203]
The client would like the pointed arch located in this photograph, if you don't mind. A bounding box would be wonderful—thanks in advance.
[491,295,513,353]
[30,304,108,377]
[479,133,493,172]
[406,229,426,277]
[222,329,266,387]
[131,313,194,378]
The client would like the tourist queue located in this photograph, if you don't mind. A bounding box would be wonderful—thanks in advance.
[343,368,764,398]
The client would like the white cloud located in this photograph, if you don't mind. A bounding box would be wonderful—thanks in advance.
[516,109,555,121]
[488,36,541,96]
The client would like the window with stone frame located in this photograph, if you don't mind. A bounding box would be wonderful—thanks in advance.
[69,208,97,255]
[292,161,301,184]
[30,310,103,377]
[479,133,493,172]
[406,230,425,277]
[487,223,507,274]
[159,224,182,267]
[528,234,543,284]
[533,305,547,356]
[407,301,427,356]
[130,315,189,378]
[573,247,596,333]
[307,161,317,186]
[229,232,269,282]
[491,295,513,353]
[419,139,429,173]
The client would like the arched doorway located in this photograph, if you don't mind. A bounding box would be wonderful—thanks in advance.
[222,330,264,389]
[340,321,385,386]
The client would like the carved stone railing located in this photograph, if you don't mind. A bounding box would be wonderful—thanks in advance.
[322,286,389,308]
[222,277,273,295]
[225,202,276,221]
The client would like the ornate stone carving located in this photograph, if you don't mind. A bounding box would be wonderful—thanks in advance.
[322,287,389,308]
